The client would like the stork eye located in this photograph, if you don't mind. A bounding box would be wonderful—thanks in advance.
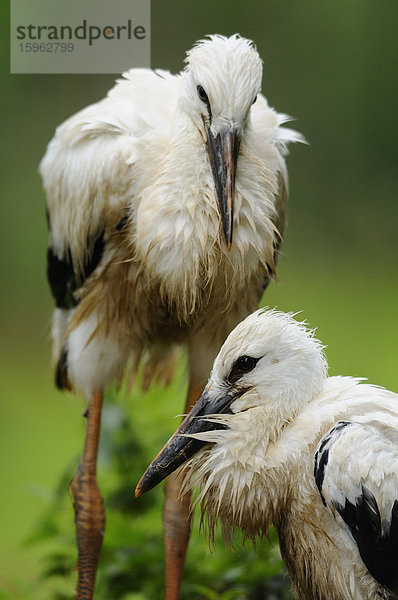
[197,85,209,103]
[236,355,257,372]
[228,355,259,384]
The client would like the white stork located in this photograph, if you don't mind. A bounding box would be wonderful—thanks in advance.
[40,35,302,599]
[137,309,398,600]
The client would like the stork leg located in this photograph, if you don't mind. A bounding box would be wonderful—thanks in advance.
[163,375,205,600]
[70,390,105,600]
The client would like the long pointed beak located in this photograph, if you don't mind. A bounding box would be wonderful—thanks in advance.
[206,127,240,250]
[135,387,235,497]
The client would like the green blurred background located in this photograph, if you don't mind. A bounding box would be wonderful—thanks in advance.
[1,0,397,598]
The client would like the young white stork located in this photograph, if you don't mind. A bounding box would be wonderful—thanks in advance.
[41,35,302,599]
[137,309,398,600]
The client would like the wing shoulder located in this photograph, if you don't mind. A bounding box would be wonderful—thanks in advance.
[314,419,398,596]
[40,68,180,270]
[41,112,129,308]
[41,68,181,309]
[40,98,134,280]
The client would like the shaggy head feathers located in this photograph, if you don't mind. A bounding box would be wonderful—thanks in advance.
[213,308,328,411]
[179,309,329,542]
[181,34,262,133]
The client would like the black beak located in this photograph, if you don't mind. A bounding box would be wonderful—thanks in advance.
[135,387,235,497]
[206,127,240,250]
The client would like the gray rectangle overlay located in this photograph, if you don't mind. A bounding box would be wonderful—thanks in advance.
[11,0,150,74]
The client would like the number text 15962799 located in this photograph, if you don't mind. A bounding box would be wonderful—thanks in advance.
[19,42,74,53]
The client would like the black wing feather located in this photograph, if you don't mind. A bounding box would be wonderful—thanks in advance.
[314,421,352,507]
[46,229,105,309]
[334,488,398,597]
[315,422,398,598]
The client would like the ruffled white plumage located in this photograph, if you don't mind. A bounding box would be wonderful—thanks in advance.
[41,35,302,396]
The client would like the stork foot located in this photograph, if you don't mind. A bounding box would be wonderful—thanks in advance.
[70,391,105,600]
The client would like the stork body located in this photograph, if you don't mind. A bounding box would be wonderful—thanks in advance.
[137,310,398,600]
[41,35,301,599]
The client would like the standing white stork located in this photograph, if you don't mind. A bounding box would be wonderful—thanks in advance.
[40,35,302,599]
[137,309,398,600]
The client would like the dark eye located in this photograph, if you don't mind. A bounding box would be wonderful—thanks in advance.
[197,85,209,103]
[236,355,257,372]
[227,355,259,384]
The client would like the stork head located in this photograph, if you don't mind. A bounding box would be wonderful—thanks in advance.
[136,309,328,497]
[180,35,263,249]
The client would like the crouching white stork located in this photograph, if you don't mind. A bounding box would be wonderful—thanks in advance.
[137,309,398,600]
[40,35,302,599]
